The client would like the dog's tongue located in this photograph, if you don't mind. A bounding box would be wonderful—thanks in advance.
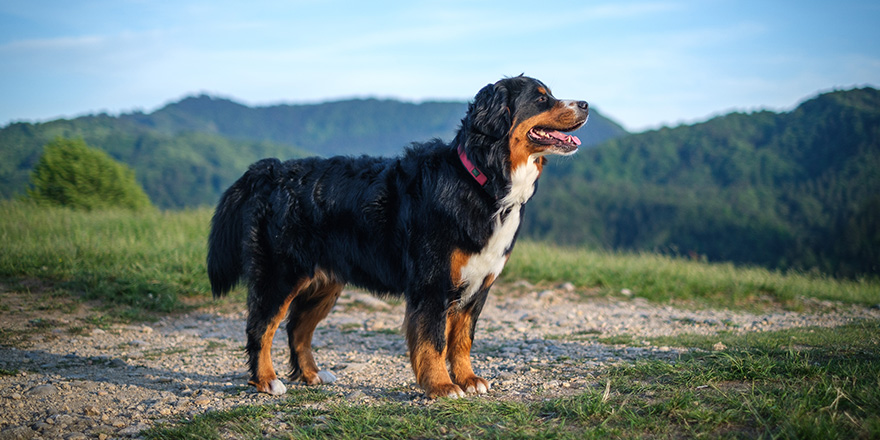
[548,130,581,146]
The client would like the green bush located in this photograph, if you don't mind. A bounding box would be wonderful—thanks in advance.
[27,137,153,211]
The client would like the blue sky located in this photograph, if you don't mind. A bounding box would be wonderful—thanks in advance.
[1,0,878,131]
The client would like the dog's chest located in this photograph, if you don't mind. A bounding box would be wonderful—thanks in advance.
[457,160,540,305]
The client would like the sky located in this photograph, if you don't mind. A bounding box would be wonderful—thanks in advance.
[1,0,878,131]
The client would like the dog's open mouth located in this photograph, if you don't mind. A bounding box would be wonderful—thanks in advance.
[527,127,582,152]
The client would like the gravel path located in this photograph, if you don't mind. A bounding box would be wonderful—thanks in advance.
[1,281,877,439]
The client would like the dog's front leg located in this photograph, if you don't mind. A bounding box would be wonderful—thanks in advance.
[446,304,491,394]
[404,299,465,398]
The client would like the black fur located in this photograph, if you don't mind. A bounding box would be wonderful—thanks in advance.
[207,75,588,396]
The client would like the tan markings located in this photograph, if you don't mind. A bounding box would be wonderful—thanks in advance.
[446,308,474,382]
[537,86,547,95]
[450,249,471,287]
[480,273,496,291]
[290,274,343,384]
[508,102,583,169]
[254,294,296,388]
[405,307,462,398]
[447,307,491,393]
[410,339,453,396]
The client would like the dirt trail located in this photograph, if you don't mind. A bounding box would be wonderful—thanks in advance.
[2,282,877,439]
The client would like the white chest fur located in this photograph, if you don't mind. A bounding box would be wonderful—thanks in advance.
[457,157,541,305]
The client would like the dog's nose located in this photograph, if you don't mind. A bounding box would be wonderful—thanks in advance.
[577,101,589,110]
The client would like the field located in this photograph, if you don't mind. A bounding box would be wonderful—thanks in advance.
[1,200,879,439]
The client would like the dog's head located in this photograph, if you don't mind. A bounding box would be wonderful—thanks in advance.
[460,76,589,191]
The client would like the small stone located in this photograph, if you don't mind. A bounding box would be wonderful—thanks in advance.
[0,426,36,440]
[559,282,575,292]
[712,342,727,351]
[27,385,57,397]
[118,424,148,436]
[620,289,633,297]
[193,397,211,406]
[536,290,555,301]
[345,390,366,400]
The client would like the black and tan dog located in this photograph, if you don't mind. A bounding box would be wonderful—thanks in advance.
[207,75,588,398]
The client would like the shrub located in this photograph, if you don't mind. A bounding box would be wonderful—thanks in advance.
[27,137,153,211]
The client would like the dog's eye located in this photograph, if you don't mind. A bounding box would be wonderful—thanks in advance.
[537,95,548,103]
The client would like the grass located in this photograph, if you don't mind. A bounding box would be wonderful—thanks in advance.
[1,200,877,322]
[144,322,880,439]
[506,241,880,308]
[0,200,215,320]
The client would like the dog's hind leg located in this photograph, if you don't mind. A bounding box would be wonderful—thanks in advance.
[287,270,342,385]
[245,277,307,396]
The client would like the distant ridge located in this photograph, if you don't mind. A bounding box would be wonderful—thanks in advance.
[0,94,627,207]
[125,94,626,157]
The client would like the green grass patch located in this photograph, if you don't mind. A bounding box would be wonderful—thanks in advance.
[0,200,213,319]
[2,201,878,320]
[142,322,880,439]
[505,241,880,308]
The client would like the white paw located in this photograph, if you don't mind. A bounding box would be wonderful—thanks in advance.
[447,388,466,399]
[317,370,337,384]
[475,381,490,394]
[267,379,287,395]
[464,380,490,394]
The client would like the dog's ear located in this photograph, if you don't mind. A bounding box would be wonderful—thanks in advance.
[470,82,511,139]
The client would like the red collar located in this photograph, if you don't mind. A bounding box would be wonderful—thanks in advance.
[457,144,488,186]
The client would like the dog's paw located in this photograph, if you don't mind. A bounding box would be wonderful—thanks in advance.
[251,378,288,395]
[298,370,337,385]
[426,383,466,399]
[456,375,491,394]
[317,370,337,384]
[267,379,287,395]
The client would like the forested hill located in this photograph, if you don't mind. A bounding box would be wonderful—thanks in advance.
[0,96,626,208]
[126,95,625,156]
[525,87,880,277]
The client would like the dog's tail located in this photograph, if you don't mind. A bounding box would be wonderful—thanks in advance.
[207,158,281,298]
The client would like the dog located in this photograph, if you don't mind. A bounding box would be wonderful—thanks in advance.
[207,75,588,398]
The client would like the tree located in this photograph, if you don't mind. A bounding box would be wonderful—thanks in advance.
[27,137,153,211]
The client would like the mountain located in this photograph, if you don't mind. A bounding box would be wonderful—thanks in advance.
[0,95,626,208]
[126,95,625,156]
[524,87,880,277]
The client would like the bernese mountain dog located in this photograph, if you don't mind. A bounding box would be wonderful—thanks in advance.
[207,75,589,398]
